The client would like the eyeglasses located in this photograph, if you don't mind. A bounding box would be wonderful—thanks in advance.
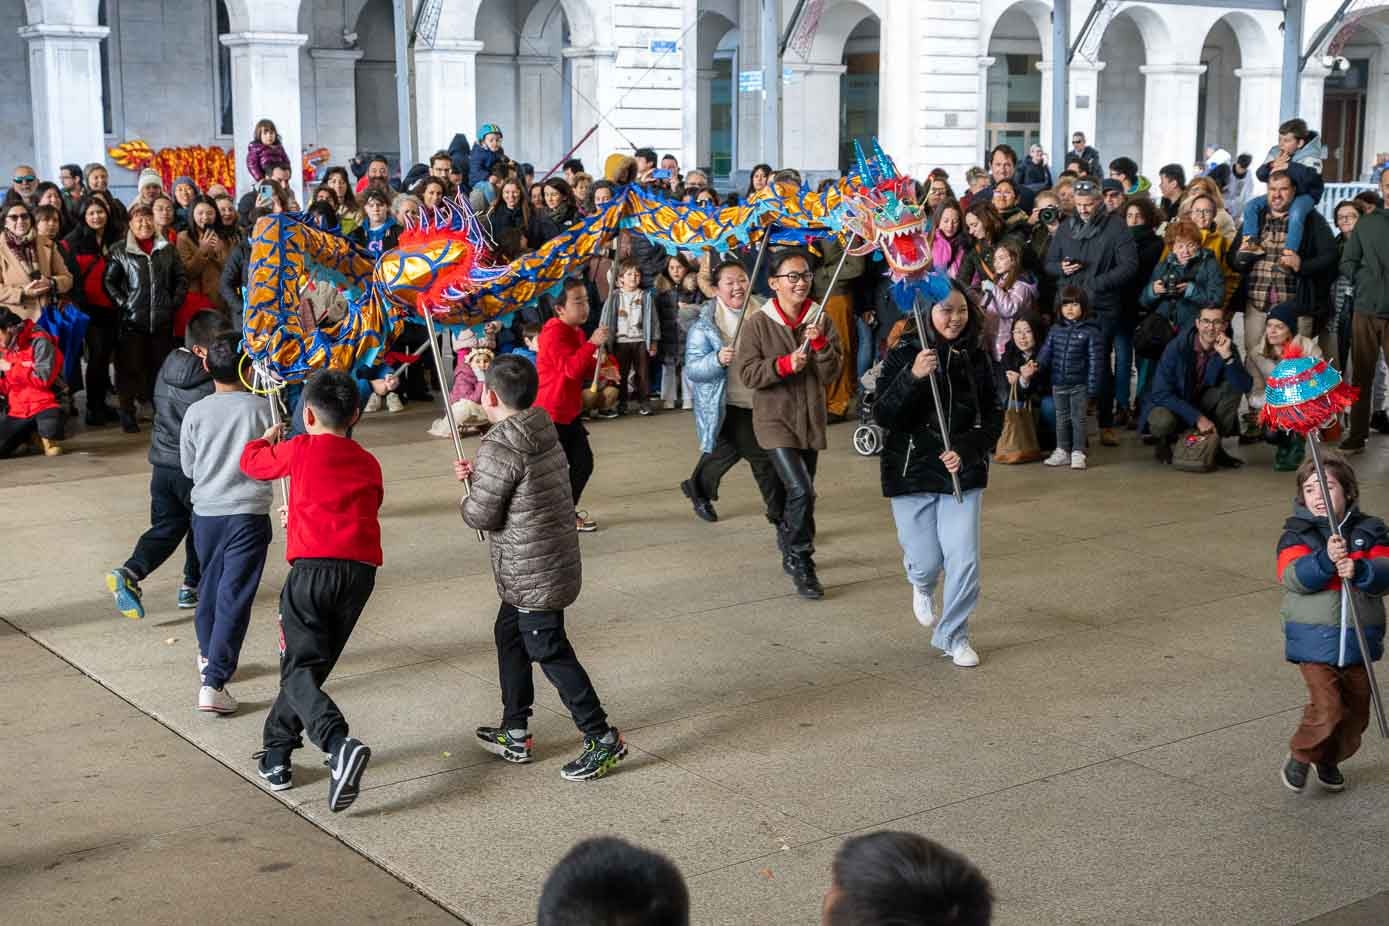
[1195,317,1223,327]
[4,214,30,223]
[12,175,36,184]
[772,271,813,283]
[1190,208,1215,217]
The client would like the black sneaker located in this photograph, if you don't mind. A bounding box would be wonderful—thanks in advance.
[326,737,371,812]
[254,750,293,791]
[475,726,533,763]
[1154,439,1173,465]
[596,407,619,420]
[560,729,628,781]
[1281,754,1309,793]
[119,410,140,434]
[1315,762,1346,791]
[1372,411,1389,435]
[791,556,825,600]
[177,585,198,609]
[680,480,718,523]
[1214,447,1244,469]
[638,403,653,416]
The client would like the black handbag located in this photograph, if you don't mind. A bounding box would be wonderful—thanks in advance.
[1133,311,1176,360]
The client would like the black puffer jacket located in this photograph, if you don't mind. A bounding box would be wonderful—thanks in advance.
[149,348,214,469]
[103,232,188,334]
[1038,316,1104,393]
[1044,206,1138,317]
[874,317,1003,498]
[461,406,582,611]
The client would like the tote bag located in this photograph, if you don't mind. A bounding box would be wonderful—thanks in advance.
[993,383,1042,464]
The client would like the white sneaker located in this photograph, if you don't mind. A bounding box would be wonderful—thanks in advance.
[197,654,207,676]
[948,641,980,668]
[198,684,237,714]
[364,394,383,413]
[1043,448,1069,466]
[1070,451,1087,470]
[911,586,936,628]
[385,393,405,413]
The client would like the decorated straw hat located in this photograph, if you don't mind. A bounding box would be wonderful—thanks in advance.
[1260,342,1357,435]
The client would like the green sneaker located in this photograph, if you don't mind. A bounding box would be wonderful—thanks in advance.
[475,726,533,763]
[560,729,627,781]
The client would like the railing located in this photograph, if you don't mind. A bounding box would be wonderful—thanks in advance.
[1319,182,1377,222]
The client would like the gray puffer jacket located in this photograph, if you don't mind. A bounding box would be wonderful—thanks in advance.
[461,405,582,611]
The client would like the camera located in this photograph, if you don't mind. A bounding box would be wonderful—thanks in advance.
[1161,269,1182,295]
[1037,206,1059,225]
[651,169,672,180]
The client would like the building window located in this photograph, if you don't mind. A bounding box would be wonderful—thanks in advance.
[215,0,233,137]
[98,0,113,136]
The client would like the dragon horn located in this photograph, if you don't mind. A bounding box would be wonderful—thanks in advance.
[871,138,897,179]
[853,140,874,186]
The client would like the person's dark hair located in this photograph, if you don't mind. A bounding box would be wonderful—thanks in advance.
[591,179,614,198]
[483,353,539,411]
[1109,157,1138,184]
[264,159,293,179]
[1353,190,1384,211]
[302,368,360,429]
[185,310,233,350]
[634,147,657,165]
[711,258,749,287]
[771,168,802,187]
[1125,195,1161,229]
[63,194,118,252]
[320,166,359,211]
[536,836,689,926]
[964,200,1004,241]
[369,154,390,170]
[1267,169,1294,189]
[128,203,155,220]
[1235,152,1253,169]
[662,252,697,285]
[928,199,963,244]
[615,256,643,280]
[542,177,577,215]
[1279,117,1311,141]
[429,149,452,166]
[0,308,23,330]
[826,831,993,926]
[1057,284,1090,318]
[1295,452,1359,506]
[204,331,245,385]
[313,186,341,210]
[561,276,588,301]
[521,322,542,340]
[768,246,814,277]
[563,158,585,174]
[1012,310,1047,348]
[60,163,84,183]
[989,143,1018,166]
[991,177,1018,198]
[1159,163,1187,188]
[306,200,339,230]
[33,203,62,229]
[413,176,449,204]
[362,188,391,209]
[747,163,774,196]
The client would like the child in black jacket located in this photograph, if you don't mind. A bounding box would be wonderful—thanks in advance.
[1038,287,1103,470]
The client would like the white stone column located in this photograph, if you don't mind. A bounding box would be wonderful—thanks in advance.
[918,0,984,182]
[697,67,717,170]
[1068,61,1105,157]
[783,63,847,175]
[1036,59,1052,162]
[222,31,309,203]
[1138,63,1205,179]
[976,55,996,163]
[564,46,618,171]
[876,0,918,172]
[1299,60,1330,137]
[19,23,109,182]
[1234,65,1281,177]
[308,49,363,178]
[415,40,484,160]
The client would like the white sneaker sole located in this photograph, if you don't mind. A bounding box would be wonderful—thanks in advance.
[328,742,371,813]
[475,737,533,764]
[197,701,236,715]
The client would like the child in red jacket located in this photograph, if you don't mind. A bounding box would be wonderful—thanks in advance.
[240,368,383,814]
[535,278,609,531]
[0,309,63,456]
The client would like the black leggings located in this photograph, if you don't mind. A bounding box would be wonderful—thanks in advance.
[767,447,818,557]
[0,407,63,457]
[553,417,594,509]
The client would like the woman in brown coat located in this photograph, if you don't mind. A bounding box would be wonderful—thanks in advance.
[0,202,73,321]
[735,247,842,600]
[175,197,230,315]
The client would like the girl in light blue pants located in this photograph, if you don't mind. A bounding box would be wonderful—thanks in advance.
[890,489,984,653]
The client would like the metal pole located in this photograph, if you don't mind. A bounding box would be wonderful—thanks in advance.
[731,225,777,345]
[421,310,484,542]
[760,0,781,168]
[798,233,857,352]
[393,0,415,174]
[1306,433,1389,738]
[255,367,290,508]
[1051,0,1070,174]
[911,298,964,504]
[1280,0,1304,122]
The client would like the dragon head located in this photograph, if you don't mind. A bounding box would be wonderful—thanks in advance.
[840,139,931,280]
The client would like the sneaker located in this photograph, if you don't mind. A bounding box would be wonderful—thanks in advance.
[385,393,405,413]
[1155,438,1174,465]
[119,411,140,434]
[790,556,825,600]
[106,567,145,620]
[197,685,238,715]
[596,407,619,419]
[575,510,598,532]
[475,726,534,763]
[255,750,293,791]
[364,393,383,413]
[1314,762,1345,791]
[196,654,207,676]
[177,585,198,609]
[680,479,718,523]
[327,737,371,812]
[911,586,936,628]
[1070,451,1087,470]
[1372,410,1389,435]
[560,729,628,781]
[1214,447,1244,469]
[1281,754,1309,792]
[1100,428,1119,447]
[1339,438,1366,456]
[1043,448,1069,467]
[948,640,980,668]
[637,403,653,416]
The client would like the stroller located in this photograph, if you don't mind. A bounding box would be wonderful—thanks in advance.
[852,361,885,456]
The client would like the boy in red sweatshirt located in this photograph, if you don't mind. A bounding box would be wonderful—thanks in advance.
[535,277,609,531]
[239,368,384,814]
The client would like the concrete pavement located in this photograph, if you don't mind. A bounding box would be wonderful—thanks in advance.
[3,403,1389,924]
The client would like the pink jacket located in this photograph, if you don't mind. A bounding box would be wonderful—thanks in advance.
[247,140,290,182]
[983,276,1038,361]
[449,356,484,404]
[931,233,965,278]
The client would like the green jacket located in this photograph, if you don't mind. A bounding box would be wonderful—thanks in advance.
[1342,208,1389,318]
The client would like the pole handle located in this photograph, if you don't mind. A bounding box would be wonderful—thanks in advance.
[911,303,964,503]
[422,311,485,542]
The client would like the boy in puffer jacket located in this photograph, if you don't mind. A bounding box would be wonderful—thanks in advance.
[1242,117,1325,255]
[1037,286,1104,470]
[1276,454,1389,793]
[0,309,63,457]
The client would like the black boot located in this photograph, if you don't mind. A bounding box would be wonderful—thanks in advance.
[790,555,824,600]
[1214,446,1244,469]
[680,480,717,522]
[1154,436,1174,465]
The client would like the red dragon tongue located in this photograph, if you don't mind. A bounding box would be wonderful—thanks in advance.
[893,234,918,266]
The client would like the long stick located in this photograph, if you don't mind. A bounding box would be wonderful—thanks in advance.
[591,248,618,393]
[730,225,777,347]
[255,367,291,507]
[1307,433,1389,737]
[911,298,964,504]
[422,311,485,542]
[539,123,599,184]
[798,233,858,354]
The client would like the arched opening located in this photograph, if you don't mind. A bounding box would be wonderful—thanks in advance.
[696,11,737,183]
[985,4,1044,159]
[474,0,571,173]
[215,0,233,137]
[354,0,400,164]
[1198,19,1241,164]
[1095,12,1146,170]
[839,16,880,174]
[1318,10,1389,181]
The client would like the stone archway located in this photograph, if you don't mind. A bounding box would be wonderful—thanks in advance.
[983,1,1049,166]
[695,9,738,180]
[784,0,881,180]
[353,0,400,163]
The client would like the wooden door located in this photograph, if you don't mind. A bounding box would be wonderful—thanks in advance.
[1322,93,1365,183]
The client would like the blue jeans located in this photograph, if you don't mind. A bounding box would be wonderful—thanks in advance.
[1242,192,1316,252]
[855,316,876,384]
[1052,384,1089,453]
[890,489,984,652]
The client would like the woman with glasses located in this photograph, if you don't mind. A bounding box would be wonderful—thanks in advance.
[735,248,843,600]
[1175,194,1239,311]
[0,202,72,322]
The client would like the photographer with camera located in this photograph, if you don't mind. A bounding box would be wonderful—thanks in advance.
[1025,190,1063,319]
[1140,219,1226,330]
